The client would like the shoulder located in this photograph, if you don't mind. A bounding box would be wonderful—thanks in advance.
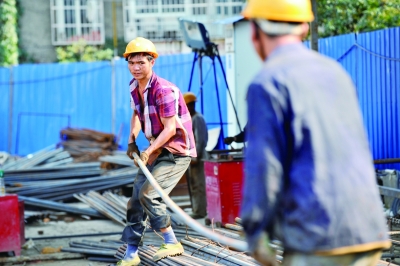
[152,74,179,92]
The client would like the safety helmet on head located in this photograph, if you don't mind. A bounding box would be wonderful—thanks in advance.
[123,37,158,59]
[183,92,197,105]
[242,0,314,23]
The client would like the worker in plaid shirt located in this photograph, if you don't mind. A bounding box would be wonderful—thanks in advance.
[119,37,196,266]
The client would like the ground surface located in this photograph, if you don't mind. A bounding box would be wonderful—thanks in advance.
[2,213,206,266]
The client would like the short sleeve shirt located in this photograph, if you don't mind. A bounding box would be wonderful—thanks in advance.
[130,72,197,157]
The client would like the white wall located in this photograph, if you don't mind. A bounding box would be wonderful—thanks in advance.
[225,20,262,145]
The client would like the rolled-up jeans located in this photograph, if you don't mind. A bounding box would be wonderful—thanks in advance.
[121,149,191,245]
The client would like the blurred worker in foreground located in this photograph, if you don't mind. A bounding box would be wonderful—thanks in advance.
[121,37,196,266]
[241,0,391,265]
[183,92,208,219]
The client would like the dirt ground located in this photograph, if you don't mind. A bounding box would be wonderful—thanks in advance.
[2,209,206,266]
[3,219,124,266]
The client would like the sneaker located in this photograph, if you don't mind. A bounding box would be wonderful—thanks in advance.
[116,255,140,266]
[153,242,184,261]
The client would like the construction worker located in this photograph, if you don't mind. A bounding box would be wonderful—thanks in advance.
[121,37,197,266]
[183,92,208,219]
[241,1,391,265]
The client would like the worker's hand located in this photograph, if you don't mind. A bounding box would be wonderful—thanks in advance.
[252,232,277,266]
[223,137,235,145]
[126,142,140,160]
[139,151,149,166]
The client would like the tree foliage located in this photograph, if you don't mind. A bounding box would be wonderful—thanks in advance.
[56,39,113,63]
[318,0,400,37]
[0,0,18,66]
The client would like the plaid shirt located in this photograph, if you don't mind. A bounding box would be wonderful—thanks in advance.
[130,72,196,157]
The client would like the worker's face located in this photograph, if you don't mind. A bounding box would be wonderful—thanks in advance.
[127,53,155,81]
[250,21,267,61]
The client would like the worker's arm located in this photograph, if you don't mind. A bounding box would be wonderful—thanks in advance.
[241,82,287,254]
[129,111,141,143]
[126,111,142,160]
[145,115,176,156]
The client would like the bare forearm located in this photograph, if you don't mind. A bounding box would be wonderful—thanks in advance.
[129,113,141,143]
[146,126,175,155]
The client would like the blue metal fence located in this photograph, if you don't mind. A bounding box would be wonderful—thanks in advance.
[1,27,400,166]
[0,54,227,155]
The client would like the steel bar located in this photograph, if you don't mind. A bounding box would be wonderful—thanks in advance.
[69,241,118,250]
[132,153,248,252]
[379,186,400,199]
[28,232,121,240]
[186,238,259,264]
[74,194,125,225]
[223,224,243,232]
[181,239,256,266]
[180,253,221,266]
[18,195,103,217]
[179,244,239,266]
[87,256,118,262]
[61,247,116,256]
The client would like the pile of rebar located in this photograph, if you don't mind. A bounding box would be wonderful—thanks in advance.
[5,165,137,201]
[2,145,74,170]
[61,226,260,265]
[60,128,118,162]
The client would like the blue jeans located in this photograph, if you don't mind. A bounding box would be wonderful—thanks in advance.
[121,149,191,245]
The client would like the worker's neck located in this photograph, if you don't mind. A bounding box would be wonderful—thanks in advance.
[137,71,153,91]
[263,35,302,60]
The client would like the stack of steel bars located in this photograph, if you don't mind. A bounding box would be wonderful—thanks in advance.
[61,226,260,265]
[5,165,137,201]
[2,145,74,170]
[60,128,118,163]
[74,191,187,227]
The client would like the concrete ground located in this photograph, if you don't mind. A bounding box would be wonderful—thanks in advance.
[2,211,206,266]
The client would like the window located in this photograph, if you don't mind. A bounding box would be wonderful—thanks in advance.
[192,0,207,15]
[162,0,185,13]
[122,0,245,42]
[50,0,105,45]
[216,0,243,16]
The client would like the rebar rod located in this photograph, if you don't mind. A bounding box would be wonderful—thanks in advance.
[181,239,256,266]
[132,153,248,252]
[18,195,103,217]
[61,247,116,256]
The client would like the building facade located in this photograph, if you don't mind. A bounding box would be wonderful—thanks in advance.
[18,0,244,63]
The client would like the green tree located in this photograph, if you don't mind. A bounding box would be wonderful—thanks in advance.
[318,0,400,37]
[56,39,113,63]
[0,0,18,66]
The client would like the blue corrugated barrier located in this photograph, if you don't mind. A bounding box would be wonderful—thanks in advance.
[0,54,227,155]
[1,27,400,169]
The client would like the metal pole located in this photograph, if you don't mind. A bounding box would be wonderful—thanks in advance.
[215,54,242,133]
[111,58,116,134]
[112,1,118,57]
[212,57,225,147]
[8,66,14,153]
[198,53,204,114]
[187,52,198,92]
[132,153,248,251]
[310,0,319,52]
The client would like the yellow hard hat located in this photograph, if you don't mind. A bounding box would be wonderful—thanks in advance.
[123,37,158,59]
[242,0,314,23]
[183,92,197,104]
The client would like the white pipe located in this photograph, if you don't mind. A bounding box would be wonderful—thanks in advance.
[132,153,249,251]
